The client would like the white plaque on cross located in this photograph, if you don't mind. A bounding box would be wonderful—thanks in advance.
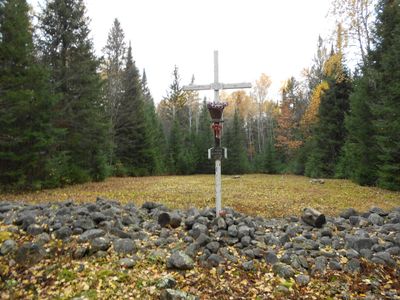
[183,50,251,217]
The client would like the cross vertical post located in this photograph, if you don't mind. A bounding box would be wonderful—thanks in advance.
[183,51,251,217]
[214,50,219,103]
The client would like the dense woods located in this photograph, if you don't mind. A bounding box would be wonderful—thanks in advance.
[0,0,399,191]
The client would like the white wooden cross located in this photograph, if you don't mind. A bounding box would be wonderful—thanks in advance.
[183,50,251,217]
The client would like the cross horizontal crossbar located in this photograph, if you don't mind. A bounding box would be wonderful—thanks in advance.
[183,82,252,91]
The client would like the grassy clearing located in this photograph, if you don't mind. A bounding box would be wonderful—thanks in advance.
[1,174,399,217]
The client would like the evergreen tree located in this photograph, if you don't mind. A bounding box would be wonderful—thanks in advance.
[167,118,184,174]
[0,0,59,189]
[101,18,126,167]
[371,0,400,190]
[305,36,352,178]
[142,69,166,174]
[263,137,278,174]
[194,99,214,173]
[114,44,152,176]
[223,107,249,174]
[336,71,378,185]
[38,0,109,183]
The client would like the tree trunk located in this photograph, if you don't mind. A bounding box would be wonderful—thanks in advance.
[158,212,182,228]
[301,207,326,228]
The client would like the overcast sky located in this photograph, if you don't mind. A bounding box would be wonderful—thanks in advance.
[30,0,335,103]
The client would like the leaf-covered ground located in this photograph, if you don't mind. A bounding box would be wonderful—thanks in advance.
[1,174,399,218]
[1,175,400,299]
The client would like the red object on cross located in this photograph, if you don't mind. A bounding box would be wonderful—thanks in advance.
[212,123,223,139]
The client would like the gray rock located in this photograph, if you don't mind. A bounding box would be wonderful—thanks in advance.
[157,276,177,289]
[368,213,384,226]
[26,224,44,236]
[91,212,108,223]
[217,217,227,230]
[90,237,111,252]
[346,249,360,259]
[34,232,51,245]
[1,239,17,255]
[195,233,211,247]
[0,204,17,213]
[241,236,251,247]
[359,249,373,259]
[113,238,137,254]
[141,201,161,211]
[185,243,200,258]
[272,262,295,279]
[20,215,36,231]
[347,237,375,252]
[148,249,167,262]
[207,254,224,267]
[265,251,278,265]
[160,289,198,300]
[73,246,88,259]
[329,260,342,271]
[295,274,310,286]
[369,207,388,217]
[206,241,220,254]
[78,229,105,242]
[345,258,361,272]
[314,256,327,273]
[279,233,291,245]
[227,225,238,237]
[238,225,250,239]
[54,226,72,240]
[291,255,309,270]
[190,223,208,239]
[320,228,333,238]
[94,250,108,258]
[118,258,136,268]
[340,208,358,219]
[387,246,400,255]
[109,227,131,239]
[381,223,400,233]
[74,218,95,230]
[15,242,46,265]
[372,251,396,267]
[219,247,238,263]
[167,251,194,270]
[320,236,332,246]
[349,216,360,226]
[242,260,255,271]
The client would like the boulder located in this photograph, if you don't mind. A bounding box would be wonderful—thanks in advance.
[167,251,194,270]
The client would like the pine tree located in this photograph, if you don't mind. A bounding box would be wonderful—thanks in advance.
[114,44,152,176]
[223,107,249,174]
[38,0,109,183]
[0,0,59,190]
[305,34,352,178]
[371,0,400,190]
[142,69,166,174]
[194,99,214,173]
[101,18,126,167]
[336,71,378,185]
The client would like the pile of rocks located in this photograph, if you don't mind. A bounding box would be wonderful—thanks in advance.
[1,199,400,282]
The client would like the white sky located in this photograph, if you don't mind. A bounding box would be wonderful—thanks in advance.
[29,0,335,103]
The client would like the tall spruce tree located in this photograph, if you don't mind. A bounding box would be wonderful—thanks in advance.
[336,71,378,185]
[371,0,400,190]
[38,0,109,183]
[114,44,152,176]
[194,99,213,173]
[305,34,352,178]
[0,0,59,190]
[142,69,166,174]
[102,18,126,167]
[223,107,249,174]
